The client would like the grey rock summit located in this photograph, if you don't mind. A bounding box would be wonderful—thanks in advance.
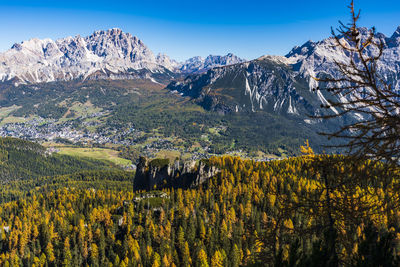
[168,26,400,122]
[179,53,246,73]
[0,28,245,85]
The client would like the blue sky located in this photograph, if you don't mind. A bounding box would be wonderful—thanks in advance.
[0,0,399,61]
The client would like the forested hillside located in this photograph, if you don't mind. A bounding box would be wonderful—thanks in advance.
[0,79,332,157]
[0,154,399,266]
[0,137,118,181]
[0,137,134,203]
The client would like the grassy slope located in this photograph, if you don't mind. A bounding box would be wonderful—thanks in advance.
[0,137,121,181]
[0,137,134,202]
[55,146,132,166]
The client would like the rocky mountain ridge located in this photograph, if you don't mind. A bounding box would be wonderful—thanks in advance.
[179,53,246,73]
[168,26,400,121]
[0,28,245,85]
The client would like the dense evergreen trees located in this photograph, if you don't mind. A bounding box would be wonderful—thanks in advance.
[0,154,399,266]
[0,137,118,182]
[0,137,131,203]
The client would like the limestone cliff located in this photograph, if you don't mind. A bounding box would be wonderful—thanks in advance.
[133,157,219,191]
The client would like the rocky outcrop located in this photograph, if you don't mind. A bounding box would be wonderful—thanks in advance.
[133,157,219,191]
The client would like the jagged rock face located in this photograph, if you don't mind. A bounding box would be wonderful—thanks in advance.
[0,29,163,84]
[134,157,219,191]
[156,53,180,70]
[168,58,322,117]
[285,27,400,91]
[0,29,244,85]
[168,26,400,120]
[179,53,246,73]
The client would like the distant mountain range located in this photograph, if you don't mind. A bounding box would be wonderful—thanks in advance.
[0,28,245,85]
[1,26,400,127]
[168,26,400,122]
[2,27,400,154]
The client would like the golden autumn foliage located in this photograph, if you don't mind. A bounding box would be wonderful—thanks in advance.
[0,155,398,266]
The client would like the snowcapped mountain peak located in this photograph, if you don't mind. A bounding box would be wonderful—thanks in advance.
[0,29,161,84]
[204,53,244,66]
[286,40,317,58]
[186,56,204,63]
[280,26,400,93]
[91,28,126,37]
[108,28,123,34]
[0,29,245,85]
[167,25,400,119]
[156,53,180,71]
[257,55,295,65]
[12,38,53,52]
[179,53,246,73]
